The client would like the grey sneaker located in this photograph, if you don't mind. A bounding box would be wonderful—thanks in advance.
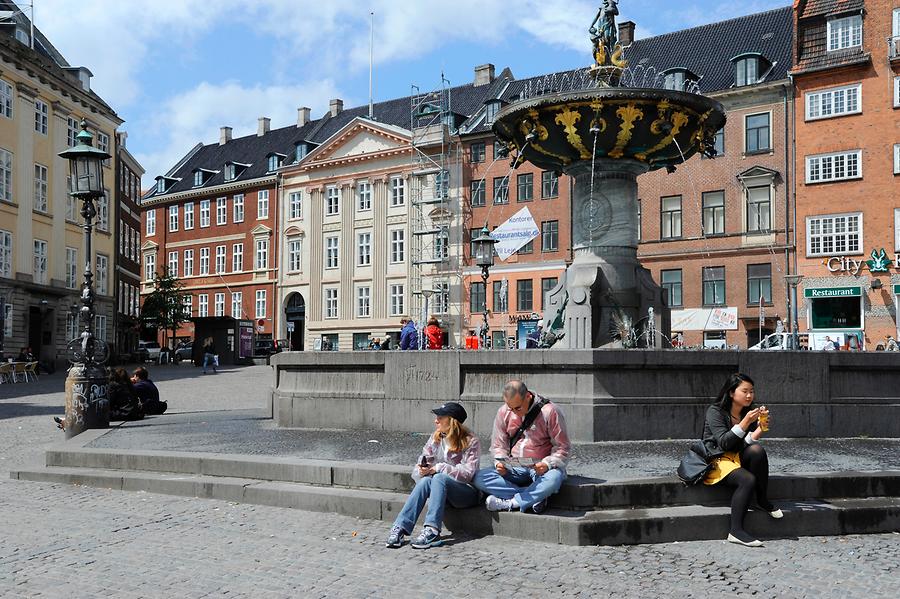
[410,526,443,549]
[485,495,515,511]
[385,526,407,548]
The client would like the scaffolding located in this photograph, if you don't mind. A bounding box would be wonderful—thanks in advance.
[409,76,462,345]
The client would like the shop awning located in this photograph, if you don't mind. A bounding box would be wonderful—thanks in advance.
[803,286,861,299]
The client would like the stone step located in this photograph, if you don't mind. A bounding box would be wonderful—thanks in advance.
[10,466,900,546]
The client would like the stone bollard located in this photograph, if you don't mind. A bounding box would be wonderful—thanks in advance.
[63,363,109,439]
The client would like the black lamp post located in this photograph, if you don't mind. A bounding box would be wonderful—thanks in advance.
[58,120,111,438]
[784,273,803,351]
[472,225,497,349]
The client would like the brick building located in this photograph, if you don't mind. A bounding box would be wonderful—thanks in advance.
[114,132,143,359]
[791,0,900,350]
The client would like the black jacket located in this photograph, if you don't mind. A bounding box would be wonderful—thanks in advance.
[702,405,757,454]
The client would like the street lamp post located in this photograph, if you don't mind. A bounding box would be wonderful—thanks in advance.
[784,273,804,350]
[472,225,497,350]
[418,287,433,350]
[58,120,111,438]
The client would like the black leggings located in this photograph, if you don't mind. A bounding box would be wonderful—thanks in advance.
[721,444,772,534]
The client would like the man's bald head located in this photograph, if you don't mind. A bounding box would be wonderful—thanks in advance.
[503,380,533,416]
[503,380,529,400]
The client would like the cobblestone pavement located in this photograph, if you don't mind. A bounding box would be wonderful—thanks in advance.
[2,365,899,598]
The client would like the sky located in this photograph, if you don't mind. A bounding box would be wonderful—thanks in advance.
[30,0,789,184]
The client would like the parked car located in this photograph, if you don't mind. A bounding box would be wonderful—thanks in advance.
[137,340,162,362]
[254,338,281,357]
[748,332,808,351]
[173,341,193,363]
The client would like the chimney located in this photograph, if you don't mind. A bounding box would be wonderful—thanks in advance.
[474,63,495,87]
[297,107,311,127]
[257,117,270,137]
[618,21,636,46]
[219,126,233,145]
[329,99,343,117]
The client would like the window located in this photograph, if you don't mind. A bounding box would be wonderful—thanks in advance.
[435,170,449,199]
[255,290,266,319]
[807,213,862,256]
[517,279,533,312]
[34,99,48,134]
[470,281,486,314]
[29,163,49,213]
[3,300,12,338]
[894,76,900,108]
[214,293,225,317]
[232,243,243,272]
[541,220,559,252]
[541,171,559,198]
[199,247,210,274]
[493,176,509,204]
[94,315,107,342]
[169,205,179,232]
[661,196,682,239]
[517,173,533,202]
[184,249,194,277]
[661,269,683,307]
[713,129,725,156]
[98,194,109,232]
[0,78,12,119]
[0,148,10,202]
[747,264,772,304]
[198,294,208,317]
[357,232,372,266]
[390,284,405,316]
[255,238,269,270]
[747,186,771,232]
[469,228,481,258]
[184,202,194,229]
[436,227,449,260]
[231,292,243,319]
[144,254,156,281]
[471,142,486,163]
[390,177,405,206]
[493,281,508,313]
[156,179,166,194]
[827,15,862,51]
[745,113,771,153]
[664,70,687,91]
[517,239,534,255]
[485,101,501,124]
[493,141,506,160]
[65,247,77,289]
[257,190,269,219]
[193,171,204,187]
[702,266,726,306]
[33,239,47,284]
[97,133,109,162]
[295,143,308,162]
[233,194,244,222]
[806,84,861,120]
[470,180,486,207]
[67,193,77,221]
[806,150,862,183]
[326,186,340,215]
[325,236,339,268]
[200,200,210,227]
[637,199,642,241]
[434,282,450,314]
[288,239,301,272]
[735,57,759,86]
[216,197,227,225]
[267,154,282,172]
[357,286,371,317]
[289,191,302,219]
[895,144,900,175]
[324,288,338,319]
[541,277,558,310]
[215,245,226,273]
[390,229,405,263]
[224,163,236,181]
[167,251,178,277]
[702,191,725,235]
[357,181,371,211]
[146,210,156,235]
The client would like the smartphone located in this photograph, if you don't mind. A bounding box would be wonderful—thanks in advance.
[419,455,428,468]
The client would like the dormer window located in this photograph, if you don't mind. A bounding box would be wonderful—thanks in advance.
[827,15,862,51]
[732,53,770,87]
[157,179,166,193]
[295,143,309,162]
[266,153,285,172]
[14,28,30,46]
[485,100,502,124]
[224,163,235,181]
[193,171,204,187]
[662,68,699,91]
[192,168,217,187]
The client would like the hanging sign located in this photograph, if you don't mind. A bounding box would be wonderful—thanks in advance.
[491,207,540,261]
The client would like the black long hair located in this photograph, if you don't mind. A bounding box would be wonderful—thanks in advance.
[715,372,755,415]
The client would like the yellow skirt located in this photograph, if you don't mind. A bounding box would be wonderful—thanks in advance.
[703,451,741,485]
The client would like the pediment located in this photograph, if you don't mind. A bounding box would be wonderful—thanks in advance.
[141,240,159,251]
[737,166,779,181]
[306,118,411,164]
[251,224,272,236]
[284,225,304,237]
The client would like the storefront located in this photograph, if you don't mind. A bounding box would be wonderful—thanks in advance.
[803,286,864,350]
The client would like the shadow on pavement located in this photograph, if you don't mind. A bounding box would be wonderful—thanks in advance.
[0,401,64,420]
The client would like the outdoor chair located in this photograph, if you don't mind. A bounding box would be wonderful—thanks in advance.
[0,363,12,384]
[13,362,28,383]
[24,361,39,382]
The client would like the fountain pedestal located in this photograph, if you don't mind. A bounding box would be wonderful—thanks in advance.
[550,159,669,348]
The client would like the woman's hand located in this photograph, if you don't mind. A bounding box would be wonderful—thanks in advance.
[418,465,435,477]
[751,407,770,440]
[739,408,761,432]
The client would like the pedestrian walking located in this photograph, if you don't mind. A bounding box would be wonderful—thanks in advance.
[202,337,217,374]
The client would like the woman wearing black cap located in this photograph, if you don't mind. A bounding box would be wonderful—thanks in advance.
[385,402,481,549]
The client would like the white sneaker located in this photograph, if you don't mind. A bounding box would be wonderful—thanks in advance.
[485,495,515,512]
[768,509,784,519]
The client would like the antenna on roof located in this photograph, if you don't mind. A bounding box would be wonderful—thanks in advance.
[368,11,374,120]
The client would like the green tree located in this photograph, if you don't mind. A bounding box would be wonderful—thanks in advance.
[140,270,189,352]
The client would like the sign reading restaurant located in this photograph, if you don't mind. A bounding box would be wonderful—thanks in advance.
[804,286,862,299]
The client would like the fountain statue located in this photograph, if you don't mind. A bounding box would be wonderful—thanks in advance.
[493,1,726,348]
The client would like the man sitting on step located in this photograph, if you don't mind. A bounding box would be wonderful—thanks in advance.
[473,379,571,514]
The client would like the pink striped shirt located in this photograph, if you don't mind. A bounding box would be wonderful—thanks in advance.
[490,394,571,471]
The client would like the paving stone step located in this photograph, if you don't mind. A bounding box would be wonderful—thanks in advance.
[11,466,900,546]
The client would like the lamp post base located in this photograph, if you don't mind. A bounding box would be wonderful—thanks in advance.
[63,363,110,439]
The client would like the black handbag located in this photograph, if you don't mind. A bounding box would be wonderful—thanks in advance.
[676,440,724,486]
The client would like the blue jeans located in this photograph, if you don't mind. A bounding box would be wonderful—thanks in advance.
[392,473,479,533]
[202,352,216,372]
[472,466,566,511]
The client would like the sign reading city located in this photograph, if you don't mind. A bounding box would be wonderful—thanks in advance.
[804,286,862,299]
[824,248,895,275]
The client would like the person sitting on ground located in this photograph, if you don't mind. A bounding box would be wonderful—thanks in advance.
[386,402,481,549]
[424,317,443,350]
[464,330,479,350]
[399,318,419,350]
[472,379,571,514]
[702,373,781,547]
[108,367,144,421]
[379,336,391,350]
[131,366,167,415]
[202,337,217,374]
